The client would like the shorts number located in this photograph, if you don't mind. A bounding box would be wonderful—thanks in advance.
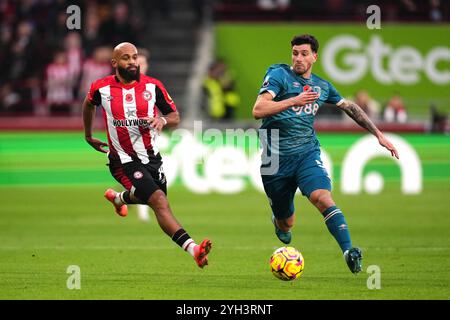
[158,166,164,181]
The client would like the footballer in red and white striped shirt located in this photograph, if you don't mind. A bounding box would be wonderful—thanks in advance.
[82,42,211,268]
[86,71,176,164]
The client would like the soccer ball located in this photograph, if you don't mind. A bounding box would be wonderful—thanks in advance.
[269,246,305,281]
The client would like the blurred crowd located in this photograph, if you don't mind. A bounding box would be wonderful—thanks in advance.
[348,90,408,123]
[0,0,177,115]
[339,90,447,132]
[0,0,448,125]
[0,0,214,116]
[215,0,449,21]
[203,59,240,121]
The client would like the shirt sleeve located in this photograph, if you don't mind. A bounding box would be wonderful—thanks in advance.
[87,82,101,106]
[258,68,284,98]
[155,82,177,115]
[326,81,344,106]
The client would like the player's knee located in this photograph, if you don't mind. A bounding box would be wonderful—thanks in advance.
[308,191,321,206]
[309,190,334,211]
[148,190,170,212]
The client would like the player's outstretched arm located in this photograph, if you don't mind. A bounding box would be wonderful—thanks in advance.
[252,91,318,119]
[337,99,399,159]
[82,97,108,153]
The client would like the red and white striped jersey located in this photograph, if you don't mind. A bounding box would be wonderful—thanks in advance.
[87,74,177,164]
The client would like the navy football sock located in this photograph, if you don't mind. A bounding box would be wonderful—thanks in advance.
[322,206,352,253]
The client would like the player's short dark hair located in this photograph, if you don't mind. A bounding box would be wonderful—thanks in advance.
[291,34,319,53]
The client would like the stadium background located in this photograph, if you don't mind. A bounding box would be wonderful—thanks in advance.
[0,0,449,300]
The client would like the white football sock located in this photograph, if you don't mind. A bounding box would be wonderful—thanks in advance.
[114,192,125,206]
[182,239,197,257]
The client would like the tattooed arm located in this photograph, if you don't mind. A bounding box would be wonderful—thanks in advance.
[337,99,380,136]
[337,99,399,159]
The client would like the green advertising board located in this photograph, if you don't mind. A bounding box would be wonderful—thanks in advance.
[215,24,450,119]
[1,132,448,195]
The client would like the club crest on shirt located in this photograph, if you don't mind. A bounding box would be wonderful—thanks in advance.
[142,90,152,101]
[125,93,134,102]
[293,82,300,88]
[133,171,143,179]
[106,95,113,101]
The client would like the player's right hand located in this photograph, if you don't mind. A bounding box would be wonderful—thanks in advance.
[85,136,108,153]
[291,90,319,106]
[378,134,399,159]
[141,117,165,133]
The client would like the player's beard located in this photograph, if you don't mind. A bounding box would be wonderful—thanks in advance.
[118,65,140,82]
[294,63,309,75]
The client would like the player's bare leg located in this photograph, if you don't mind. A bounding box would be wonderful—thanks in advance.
[309,189,362,274]
[275,215,295,232]
[308,189,335,213]
[272,214,295,244]
[133,190,212,268]
[142,190,179,235]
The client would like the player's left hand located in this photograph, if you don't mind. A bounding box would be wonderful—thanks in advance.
[378,134,399,159]
[85,136,108,153]
[142,117,165,133]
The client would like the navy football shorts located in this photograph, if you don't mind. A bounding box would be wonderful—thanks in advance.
[261,149,331,219]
